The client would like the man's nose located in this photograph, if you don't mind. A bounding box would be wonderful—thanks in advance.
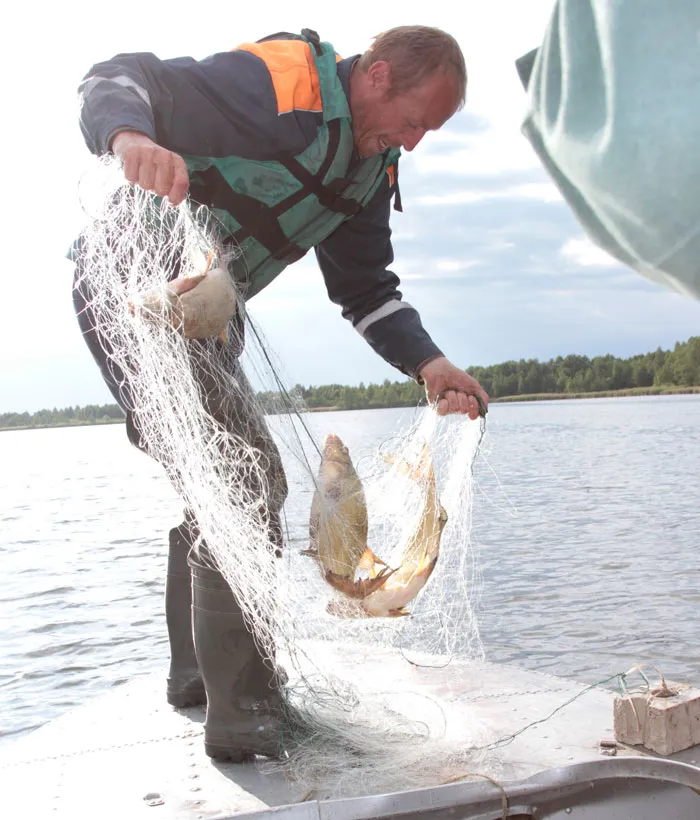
[402,127,426,152]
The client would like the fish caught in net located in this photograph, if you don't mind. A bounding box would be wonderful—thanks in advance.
[308,433,449,618]
[74,157,491,797]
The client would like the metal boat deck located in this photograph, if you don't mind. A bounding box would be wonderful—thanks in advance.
[2,643,698,818]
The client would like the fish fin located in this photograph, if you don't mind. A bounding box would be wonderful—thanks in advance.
[169,272,207,296]
[356,546,388,574]
[325,569,393,599]
[325,571,360,597]
[300,548,317,558]
[357,568,394,597]
[389,607,411,617]
[356,548,374,573]
[369,547,390,567]
[412,552,439,578]
[218,329,229,344]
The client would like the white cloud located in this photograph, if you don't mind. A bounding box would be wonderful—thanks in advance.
[435,259,478,273]
[417,181,561,206]
[561,237,624,269]
[9,0,700,413]
[392,257,481,281]
[541,290,579,298]
[516,184,563,203]
[411,128,541,178]
[390,230,417,242]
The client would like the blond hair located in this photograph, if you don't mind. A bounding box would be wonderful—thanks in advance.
[356,26,467,107]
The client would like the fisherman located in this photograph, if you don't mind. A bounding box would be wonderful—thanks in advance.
[72,26,489,763]
[516,0,700,301]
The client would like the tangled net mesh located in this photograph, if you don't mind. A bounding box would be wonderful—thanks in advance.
[75,159,492,797]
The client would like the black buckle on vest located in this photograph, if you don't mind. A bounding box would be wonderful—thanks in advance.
[278,156,362,216]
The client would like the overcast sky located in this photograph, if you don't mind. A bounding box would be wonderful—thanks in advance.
[3,0,700,413]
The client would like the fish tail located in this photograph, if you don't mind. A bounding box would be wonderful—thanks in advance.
[357,546,389,577]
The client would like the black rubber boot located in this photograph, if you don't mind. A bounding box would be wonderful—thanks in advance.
[191,564,287,762]
[165,522,206,708]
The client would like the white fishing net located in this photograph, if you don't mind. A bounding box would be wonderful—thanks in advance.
[74,158,490,797]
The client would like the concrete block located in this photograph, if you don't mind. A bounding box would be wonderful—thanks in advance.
[614,683,700,755]
[646,684,700,755]
[614,693,648,746]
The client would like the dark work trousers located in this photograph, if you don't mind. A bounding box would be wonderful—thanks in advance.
[71,246,288,568]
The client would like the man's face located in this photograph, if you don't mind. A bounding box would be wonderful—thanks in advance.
[352,62,460,158]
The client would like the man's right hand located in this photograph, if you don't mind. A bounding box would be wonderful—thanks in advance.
[111,131,190,206]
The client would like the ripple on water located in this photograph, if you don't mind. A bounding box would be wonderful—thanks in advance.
[2,398,700,744]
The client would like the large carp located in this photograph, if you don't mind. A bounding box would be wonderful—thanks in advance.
[307,434,393,598]
[307,434,447,617]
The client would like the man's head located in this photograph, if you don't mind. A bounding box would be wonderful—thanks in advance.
[349,26,467,158]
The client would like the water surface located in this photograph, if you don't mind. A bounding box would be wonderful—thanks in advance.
[1,395,698,743]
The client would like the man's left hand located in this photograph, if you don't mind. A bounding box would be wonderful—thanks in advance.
[419,356,489,419]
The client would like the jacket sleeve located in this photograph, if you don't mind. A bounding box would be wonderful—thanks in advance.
[315,173,444,381]
[78,50,315,160]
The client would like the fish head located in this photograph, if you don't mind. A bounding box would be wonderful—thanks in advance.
[322,433,352,464]
[317,434,358,493]
[128,284,182,328]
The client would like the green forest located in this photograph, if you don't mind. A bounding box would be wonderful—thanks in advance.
[0,403,126,431]
[3,336,700,429]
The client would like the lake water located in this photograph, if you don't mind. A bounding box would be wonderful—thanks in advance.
[1,395,699,745]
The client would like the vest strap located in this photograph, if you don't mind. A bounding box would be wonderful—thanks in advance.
[190,119,374,258]
[278,157,361,217]
[190,168,307,264]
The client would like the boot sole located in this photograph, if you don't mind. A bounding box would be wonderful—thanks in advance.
[167,688,207,708]
[205,741,285,763]
[204,744,256,763]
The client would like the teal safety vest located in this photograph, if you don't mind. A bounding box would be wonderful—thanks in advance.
[183,30,401,299]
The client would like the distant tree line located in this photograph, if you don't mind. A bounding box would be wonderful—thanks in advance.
[257,379,425,414]
[0,403,125,430]
[264,336,700,410]
[470,335,700,399]
[3,337,700,428]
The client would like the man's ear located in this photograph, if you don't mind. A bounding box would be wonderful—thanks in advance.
[366,60,393,94]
